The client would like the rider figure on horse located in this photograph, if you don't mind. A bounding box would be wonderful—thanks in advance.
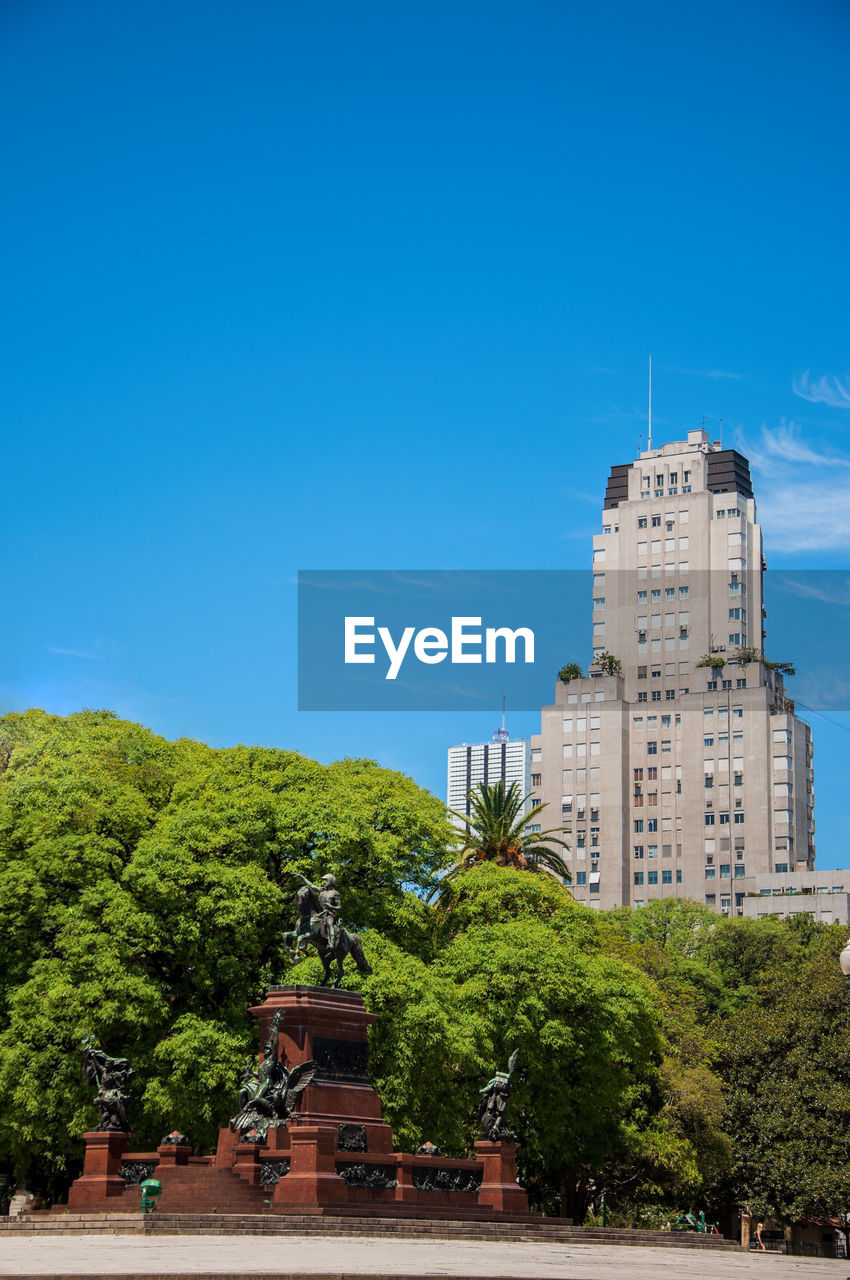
[295,872,341,951]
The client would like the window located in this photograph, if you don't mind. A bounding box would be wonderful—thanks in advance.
[705,894,716,906]
[531,773,541,786]
[602,525,611,535]
[637,691,647,703]
[638,590,647,601]
[676,869,682,884]
[665,689,676,700]
[662,870,672,884]
[651,540,661,553]
[734,812,745,824]
[647,818,658,832]
[634,872,644,885]
[647,767,657,780]
[594,597,605,609]
[720,864,731,879]
[651,589,661,601]
[652,515,661,527]
[679,536,689,550]
[647,843,658,858]
[734,864,746,878]
[651,690,661,701]
[647,741,657,755]
[637,540,647,556]
[648,870,658,885]
[576,871,586,886]
[638,517,647,528]
[705,867,716,879]
[634,769,644,781]
[729,633,741,646]
[665,587,675,599]
[705,813,715,826]
[775,863,788,874]
[679,585,689,597]
[634,845,644,858]
[719,812,730,824]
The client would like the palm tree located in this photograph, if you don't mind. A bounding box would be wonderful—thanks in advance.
[429,780,571,901]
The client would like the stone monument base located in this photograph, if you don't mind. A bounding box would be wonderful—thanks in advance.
[64,986,531,1221]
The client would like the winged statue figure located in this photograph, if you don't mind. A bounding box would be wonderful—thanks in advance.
[230,1010,317,1142]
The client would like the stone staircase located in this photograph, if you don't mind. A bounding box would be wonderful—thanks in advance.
[0,1211,742,1250]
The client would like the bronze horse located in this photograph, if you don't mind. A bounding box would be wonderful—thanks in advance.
[282,883,372,988]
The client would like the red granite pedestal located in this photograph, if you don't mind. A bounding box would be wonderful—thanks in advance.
[66,1131,130,1207]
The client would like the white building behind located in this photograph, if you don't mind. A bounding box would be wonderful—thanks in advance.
[447,735,532,826]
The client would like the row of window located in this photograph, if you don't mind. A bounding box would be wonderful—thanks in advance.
[705,812,746,825]
[638,611,690,628]
[634,870,682,885]
[637,538,690,555]
[707,679,747,691]
[637,689,681,702]
[637,587,690,602]
[705,865,747,879]
[642,471,691,489]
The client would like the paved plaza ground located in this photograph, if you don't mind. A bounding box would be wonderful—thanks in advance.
[0,1234,847,1280]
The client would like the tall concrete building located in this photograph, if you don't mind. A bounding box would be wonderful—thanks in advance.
[531,429,815,915]
[447,733,532,826]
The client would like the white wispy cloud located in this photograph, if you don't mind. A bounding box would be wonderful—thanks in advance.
[772,574,850,606]
[744,422,850,552]
[792,371,850,410]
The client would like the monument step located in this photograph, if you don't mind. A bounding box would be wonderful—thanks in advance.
[3,1212,741,1249]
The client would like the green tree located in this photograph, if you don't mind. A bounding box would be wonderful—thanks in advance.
[433,781,570,904]
[714,928,850,1227]
[558,663,584,683]
[0,709,453,1193]
[597,653,622,676]
[352,866,705,1222]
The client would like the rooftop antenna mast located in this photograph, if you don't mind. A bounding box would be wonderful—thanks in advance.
[648,355,652,451]
[493,694,509,744]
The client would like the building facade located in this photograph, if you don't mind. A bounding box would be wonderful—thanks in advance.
[741,869,850,926]
[531,429,815,914]
[447,735,531,825]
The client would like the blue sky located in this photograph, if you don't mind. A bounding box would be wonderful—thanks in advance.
[2,0,849,863]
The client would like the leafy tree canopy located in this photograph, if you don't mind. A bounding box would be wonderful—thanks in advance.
[0,709,453,1188]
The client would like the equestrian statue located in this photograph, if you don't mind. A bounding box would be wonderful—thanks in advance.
[282,870,372,988]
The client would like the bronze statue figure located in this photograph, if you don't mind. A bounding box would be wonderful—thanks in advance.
[230,1010,317,1141]
[82,1037,132,1132]
[478,1049,519,1142]
[282,870,372,988]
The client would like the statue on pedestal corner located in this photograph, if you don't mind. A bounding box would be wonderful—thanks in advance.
[478,1050,519,1142]
[81,1037,132,1132]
